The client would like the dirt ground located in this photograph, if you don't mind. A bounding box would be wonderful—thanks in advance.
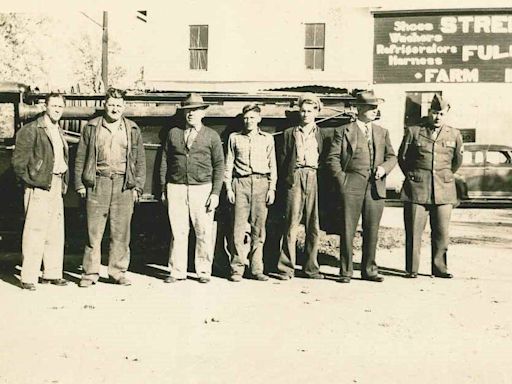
[0,207,511,384]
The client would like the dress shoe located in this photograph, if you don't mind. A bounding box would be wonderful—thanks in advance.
[404,272,418,279]
[79,279,96,288]
[252,274,269,281]
[21,282,36,291]
[433,272,453,279]
[362,275,384,282]
[337,276,351,283]
[306,273,324,280]
[198,277,211,284]
[41,278,68,286]
[164,276,185,283]
[113,276,132,286]
[274,273,292,281]
[229,274,243,282]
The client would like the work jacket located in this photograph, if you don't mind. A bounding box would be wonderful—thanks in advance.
[12,115,69,193]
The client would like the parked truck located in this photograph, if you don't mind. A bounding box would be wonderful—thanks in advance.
[0,82,355,270]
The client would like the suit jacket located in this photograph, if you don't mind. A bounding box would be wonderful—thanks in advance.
[278,125,325,188]
[326,121,397,199]
[398,123,463,204]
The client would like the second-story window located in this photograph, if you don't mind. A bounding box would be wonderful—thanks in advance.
[190,25,208,70]
[305,23,325,70]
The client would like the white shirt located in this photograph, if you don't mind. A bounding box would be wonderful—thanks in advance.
[356,119,372,144]
[44,114,67,174]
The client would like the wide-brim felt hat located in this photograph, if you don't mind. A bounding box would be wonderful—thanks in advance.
[179,93,209,109]
[352,90,384,106]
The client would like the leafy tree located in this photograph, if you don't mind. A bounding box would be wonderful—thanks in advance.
[1,12,128,92]
[0,13,51,87]
[71,32,127,93]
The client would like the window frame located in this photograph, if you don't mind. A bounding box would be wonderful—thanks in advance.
[304,23,325,71]
[189,24,208,71]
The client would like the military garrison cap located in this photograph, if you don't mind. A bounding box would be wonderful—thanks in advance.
[430,94,450,111]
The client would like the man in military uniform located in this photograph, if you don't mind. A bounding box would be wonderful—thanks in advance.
[398,94,463,279]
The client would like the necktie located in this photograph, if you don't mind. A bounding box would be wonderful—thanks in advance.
[365,123,374,167]
[185,128,197,150]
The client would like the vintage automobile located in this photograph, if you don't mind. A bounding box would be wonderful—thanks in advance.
[386,142,512,202]
[456,144,512,200]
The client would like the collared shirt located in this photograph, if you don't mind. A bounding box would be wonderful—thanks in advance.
[225,129,277,193]
[44,114,67,174]
[356,119,373,144]
[429,125,442,140]
[356,118,375,168]
[294,123,319,168]
[184,125,202,149]
[96,118,128,174]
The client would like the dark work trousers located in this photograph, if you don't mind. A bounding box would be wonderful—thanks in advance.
[404,202,452,275]
[278,168,320,277]
[82,175,134,281]
[339,172,385,278]
[230,175,270,277]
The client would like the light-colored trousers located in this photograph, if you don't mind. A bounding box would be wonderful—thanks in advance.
[21,175,65,284]
[167,183,215,279]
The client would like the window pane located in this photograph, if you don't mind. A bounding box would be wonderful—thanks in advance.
[305,23,325,48]
[474,151,484,165]
[305,49,315,69]
[0,103,14,139]
[190,50,207,70]
[199,26,208,49]
[190,50,198,69]
[314,49,324,70]
[306,48,324,70]
[199,50,207,70]
[190,26,199,48]
[314,24,325,47]
[305,24,315,47]
[462,151,473,165]
[487,151,508,165]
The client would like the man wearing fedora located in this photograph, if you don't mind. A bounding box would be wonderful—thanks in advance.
[75,88,146,288]
[160,93,225,284]
[398,94,463,279]
[275,93,326,280]
[224,103,277,282]
[327,90,397,283]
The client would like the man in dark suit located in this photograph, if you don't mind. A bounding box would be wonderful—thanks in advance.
[327,91,397,283]
[398,94,463,279]
[276,93,326,280]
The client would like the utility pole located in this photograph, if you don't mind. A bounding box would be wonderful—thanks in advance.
[102,11,108,89]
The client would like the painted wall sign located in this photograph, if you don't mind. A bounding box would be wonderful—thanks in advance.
[374,11,512,83]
